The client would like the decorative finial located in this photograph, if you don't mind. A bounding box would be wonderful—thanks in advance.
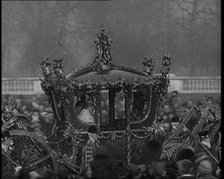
[142,56,155,75]
[94,29,113,71]
[53,58,64,77]
[40,57,52,79]
[162,54,171,76]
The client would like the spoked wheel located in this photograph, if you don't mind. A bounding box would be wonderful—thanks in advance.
[2,130,57,177]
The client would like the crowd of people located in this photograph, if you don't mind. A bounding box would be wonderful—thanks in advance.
[158,91,220,124]
[3,139,222,179]
[1,92,221,179]
[1,92,221,140]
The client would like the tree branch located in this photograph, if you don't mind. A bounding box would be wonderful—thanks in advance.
[195,9,216,17]
[58,24,63,47]
[173,22,191,31]
[175,17,190,23]
[176,2,192,15]
[182,0,194,4]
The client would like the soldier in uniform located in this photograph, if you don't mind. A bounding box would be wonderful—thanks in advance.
[80,125,99,172]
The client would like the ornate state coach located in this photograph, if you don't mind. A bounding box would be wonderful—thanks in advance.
[40,29,171,172]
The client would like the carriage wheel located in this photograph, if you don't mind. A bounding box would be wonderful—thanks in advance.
[2,129,57,177]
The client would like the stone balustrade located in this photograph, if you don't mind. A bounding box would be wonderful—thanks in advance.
[1,76,221,95]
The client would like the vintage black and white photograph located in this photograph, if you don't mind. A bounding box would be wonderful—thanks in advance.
[2,0,221,179]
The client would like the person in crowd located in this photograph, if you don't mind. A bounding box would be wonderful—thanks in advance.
[138,140,165,178]
[216,96,221,108]
[33,177,43,179]
[163,121,173,134]
[196,101,203,108]
[90,146,118,179]
[31,110,40,124]
[206,97,214,106]
[173,97,188,122]
[14,167,42,179]
[164,104,173,120]
[31,95,40,108]
[80,165,93,179]
[142,166,156,179]
[41,113,54,137]
[146,161,165,179]
[31,115,46,139]
[139,140,163,166]
[200,95,207,106]
[216,159,221,179]
[57,166,69,179]
[29,171,42,179]
[183,98,194,111]
[15,98,23,108]
[176,148,195,163]
[154,121,173,143]
[194,152,217,179]
[14,167,30,179]
[42,169,54,179]
[111,159,131,179]
[80,125,99,173]
[167,90,179,109]
[174,96,184,109]
[177,159,194,179]
[164,162,179,179]
[127,164,142,179]
[159,104,179,123]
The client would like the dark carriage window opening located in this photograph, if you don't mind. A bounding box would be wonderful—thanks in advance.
[130,86,151,122]
[100,88,127,130]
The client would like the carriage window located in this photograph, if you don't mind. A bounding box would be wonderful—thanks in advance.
[130,87,151,122]
[114,90,125,120]
[101,90,109,125]
[74,92,96,124]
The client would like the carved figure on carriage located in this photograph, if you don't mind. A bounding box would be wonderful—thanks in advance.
[142,56,155,76]
[1,102,57,178]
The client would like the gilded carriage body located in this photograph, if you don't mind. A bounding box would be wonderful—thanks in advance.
[40,29,171,172]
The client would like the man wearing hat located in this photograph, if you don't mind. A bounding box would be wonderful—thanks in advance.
[176,159,194,179]
[80,125,99,172]
[194,152,217,179]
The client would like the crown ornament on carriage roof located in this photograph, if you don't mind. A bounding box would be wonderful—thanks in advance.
[91,29,172,75]
[92,28,113,71]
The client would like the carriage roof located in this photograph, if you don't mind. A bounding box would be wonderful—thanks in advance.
[52,29,171,93]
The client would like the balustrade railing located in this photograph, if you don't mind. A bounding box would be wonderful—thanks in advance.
[169,76,221,93]
[1,76,221,95]
[2,78,41,95]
